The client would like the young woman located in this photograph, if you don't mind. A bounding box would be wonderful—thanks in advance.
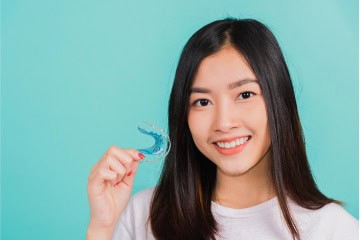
[87,18,358,240]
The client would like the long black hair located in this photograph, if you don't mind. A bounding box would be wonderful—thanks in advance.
[149,18,341,240]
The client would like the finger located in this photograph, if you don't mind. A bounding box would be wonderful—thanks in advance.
[106,146,134,174]
[112,157,139,186]
[123,148,145,163]
[113,160,139,190]
[108,157,127,180]
[93,168,117,187]
[113,150,142,188]
[97,155,128,186]
[108,157,126,174]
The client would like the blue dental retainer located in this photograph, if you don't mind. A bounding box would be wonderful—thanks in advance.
[136,121,171,163]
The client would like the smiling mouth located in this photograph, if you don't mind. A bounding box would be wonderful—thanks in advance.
[214,136,252,149]
[212,136,252,156]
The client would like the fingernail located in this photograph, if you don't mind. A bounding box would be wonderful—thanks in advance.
[138,153,145,159]
[113,181,121,187]
[127,170,132,176]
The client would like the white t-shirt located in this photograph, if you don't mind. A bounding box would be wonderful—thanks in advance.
[113,188,358,240]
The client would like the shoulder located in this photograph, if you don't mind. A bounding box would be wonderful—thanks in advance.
[320,202,355,216]
[320,203,358,227]
[314,203,358,225]
[289,201,359,239]
[318,203,358,239]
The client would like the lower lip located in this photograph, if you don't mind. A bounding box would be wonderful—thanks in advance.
[214,139,250,156]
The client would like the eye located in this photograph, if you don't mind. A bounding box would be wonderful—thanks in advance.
[192,99,210,107]
[238,91,255,100]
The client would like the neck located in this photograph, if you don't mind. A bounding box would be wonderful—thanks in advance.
[212,155,276,209]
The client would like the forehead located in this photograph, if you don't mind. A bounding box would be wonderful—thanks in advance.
[192,46,256,87]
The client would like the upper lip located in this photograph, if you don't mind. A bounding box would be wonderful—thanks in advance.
[212,135,251,143]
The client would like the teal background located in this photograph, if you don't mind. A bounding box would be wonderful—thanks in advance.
[1,0,358,239]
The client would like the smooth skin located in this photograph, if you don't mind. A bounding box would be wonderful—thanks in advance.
[86,146,143,239]
[188,45,275,209]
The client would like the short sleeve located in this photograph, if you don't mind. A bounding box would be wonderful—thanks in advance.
[331,205,359,240]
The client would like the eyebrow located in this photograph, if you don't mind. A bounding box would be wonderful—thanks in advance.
[190,78,258,94]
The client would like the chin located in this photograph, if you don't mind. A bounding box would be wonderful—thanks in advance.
[217,160,253,176]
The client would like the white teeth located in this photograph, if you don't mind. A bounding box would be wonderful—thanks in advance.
[216,136,250,149]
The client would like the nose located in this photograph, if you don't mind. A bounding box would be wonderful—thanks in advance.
[212,100,241,133]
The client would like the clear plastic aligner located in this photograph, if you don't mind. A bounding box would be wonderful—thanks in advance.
[136,121,171,163]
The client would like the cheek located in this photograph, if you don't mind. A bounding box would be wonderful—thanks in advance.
[247,101,270,139]
[188,112,202,139]
[257,115,271,149]
[188,111,210,145]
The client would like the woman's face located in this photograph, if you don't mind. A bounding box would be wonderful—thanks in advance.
[187,46,271,176]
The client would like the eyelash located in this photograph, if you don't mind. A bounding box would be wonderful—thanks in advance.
[191,91,255,107]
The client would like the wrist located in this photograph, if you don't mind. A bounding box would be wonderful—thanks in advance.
[86,224,114,240]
